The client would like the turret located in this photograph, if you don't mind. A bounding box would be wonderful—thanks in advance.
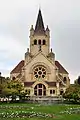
[30,25,34,37]
[25,48,31,65]
[46,25,50,37]
[47,48,55,62]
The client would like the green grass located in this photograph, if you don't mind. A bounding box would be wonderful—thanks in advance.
[0,103,80,120]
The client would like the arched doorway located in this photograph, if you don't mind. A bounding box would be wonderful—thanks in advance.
[34,84,46,96]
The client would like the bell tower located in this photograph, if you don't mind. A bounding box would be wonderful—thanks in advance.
[30,9,50,56]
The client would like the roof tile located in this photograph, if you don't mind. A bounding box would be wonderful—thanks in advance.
[10,60,24,74]
[55,61,68,74]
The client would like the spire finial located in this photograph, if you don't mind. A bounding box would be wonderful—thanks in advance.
[39,4,41,10]
[27,48,29,52]
[51,48,52,52]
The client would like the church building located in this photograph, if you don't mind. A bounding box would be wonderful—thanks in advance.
[10,9,70,97]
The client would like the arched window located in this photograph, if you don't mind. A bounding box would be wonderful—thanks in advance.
[12,77,15,80]
[60,90,64,95]
[34,39,37,45]
[43,39,46,45]
[34,84,46,96]
[38,39,41,45]
[63,77,67,83]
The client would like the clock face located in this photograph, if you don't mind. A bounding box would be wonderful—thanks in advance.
[34,66,46,80]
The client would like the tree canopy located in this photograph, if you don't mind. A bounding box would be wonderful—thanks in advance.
[63,84,80,103]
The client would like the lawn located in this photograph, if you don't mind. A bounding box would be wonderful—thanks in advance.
[0,103,80,120]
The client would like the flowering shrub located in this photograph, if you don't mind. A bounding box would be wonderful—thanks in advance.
[0,105,55,118]
[0,111,54,118]
[60,107,80,114]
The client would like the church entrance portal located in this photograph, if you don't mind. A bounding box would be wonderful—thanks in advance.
[34,84,46,96]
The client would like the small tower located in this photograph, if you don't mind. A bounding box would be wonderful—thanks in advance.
[30,9,50,56]
[46,25,50,37]
[47,48,55,62]
[30,25,34,37]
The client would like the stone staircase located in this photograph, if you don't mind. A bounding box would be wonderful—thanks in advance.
[27,96,63,104]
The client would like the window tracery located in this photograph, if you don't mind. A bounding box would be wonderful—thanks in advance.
[33,66,46,79]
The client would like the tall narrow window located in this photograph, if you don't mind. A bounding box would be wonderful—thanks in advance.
[60,90,64,95]
[34,39,37,45]
[50,90,55,94]
[63,77,67,83]
[43,39,46,45]
[50,90,52,94]
[38,39,41,45]
[53,90,55,94]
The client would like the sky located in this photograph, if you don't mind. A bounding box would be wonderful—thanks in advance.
[0,0,80,83]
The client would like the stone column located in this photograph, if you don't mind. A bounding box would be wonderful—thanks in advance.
[31,88,34,96]
[46,89,49,96]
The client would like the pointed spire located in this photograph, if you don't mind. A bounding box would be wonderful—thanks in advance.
[34,9,45,34]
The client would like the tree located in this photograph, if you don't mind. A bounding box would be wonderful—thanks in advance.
[0,79,24,102]
[0,83,4,97]
[0,75,28,102]
[6,80,24,101]
[74,76,80,85]
[63,84,80,102]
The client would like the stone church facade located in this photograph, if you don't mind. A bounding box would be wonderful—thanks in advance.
[10,9,70,97]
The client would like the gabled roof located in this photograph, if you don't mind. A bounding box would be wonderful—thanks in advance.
[55,61,68,74]
[25,51,55,67]
[10,60,24,74]
[10,59,68,75]
[34,9,45,35]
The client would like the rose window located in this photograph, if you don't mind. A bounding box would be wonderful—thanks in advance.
[34,66,46,79]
